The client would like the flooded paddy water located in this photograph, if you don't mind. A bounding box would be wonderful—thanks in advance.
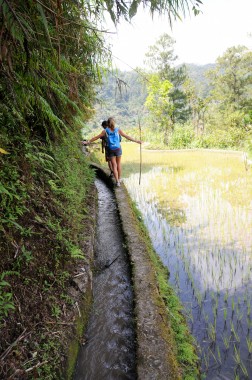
[121,145,252,379]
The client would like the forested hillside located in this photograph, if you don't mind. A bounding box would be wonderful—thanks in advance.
[90,63,213,129]
[185,63,215,95]
[88,70,148,130]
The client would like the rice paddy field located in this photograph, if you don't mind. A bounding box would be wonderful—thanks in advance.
[120,144,252,379]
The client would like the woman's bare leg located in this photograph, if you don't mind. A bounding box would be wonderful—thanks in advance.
[111,157,119,182]
[108,160,113,174]
[116,156,122,181]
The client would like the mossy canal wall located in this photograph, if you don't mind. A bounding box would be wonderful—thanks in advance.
[67,163,199,380]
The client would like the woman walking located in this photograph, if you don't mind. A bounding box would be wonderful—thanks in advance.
[82,117,142,186]
[101,120,114,177]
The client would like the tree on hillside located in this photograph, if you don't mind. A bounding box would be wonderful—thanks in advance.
[144,34,178,74]
[183,78,210,134]
[144,33,190,130]
[207,46,252,130]
[145,74,173,144]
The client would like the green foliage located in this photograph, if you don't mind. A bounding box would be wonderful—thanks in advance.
[0,272,16,324]
[207,46,252,112]
[144,33,190,127]
[0,123,95,377]
[193,127,248,149]
[245,138,252,159]
[0,142,30,234]
[169,124,195,149]
[102,0,203,24]
[0,0,107,148]
[204,46,252,141]
[145,74,173,143]
[35,335,62,380]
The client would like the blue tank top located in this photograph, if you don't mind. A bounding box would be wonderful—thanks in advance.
[105,127,121,150]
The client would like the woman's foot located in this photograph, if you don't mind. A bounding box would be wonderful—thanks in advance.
[116,181,121,187]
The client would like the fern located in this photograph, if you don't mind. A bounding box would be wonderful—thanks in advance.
[37,95,66,133]
[69,245,85,260]
[0,271,18,322]
[36,3,53,48]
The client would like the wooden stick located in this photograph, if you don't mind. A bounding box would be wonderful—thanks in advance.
[0,329,28,361]
[25,360,48,373]
[138,115,142,185]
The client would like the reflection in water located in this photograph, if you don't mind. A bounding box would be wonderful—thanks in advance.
[123,150,252,379]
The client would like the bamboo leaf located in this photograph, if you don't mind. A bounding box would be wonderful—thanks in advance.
[0,148,10,154]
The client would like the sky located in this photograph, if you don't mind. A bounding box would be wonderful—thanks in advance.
[104,0,252,71]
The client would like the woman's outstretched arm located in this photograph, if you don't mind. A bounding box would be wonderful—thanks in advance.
[119,129,142,144]
[82,130,106,145]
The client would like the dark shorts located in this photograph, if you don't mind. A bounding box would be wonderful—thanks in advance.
[107,147,122,159]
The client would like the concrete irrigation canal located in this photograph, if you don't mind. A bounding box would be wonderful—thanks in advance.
[72,164,182,380]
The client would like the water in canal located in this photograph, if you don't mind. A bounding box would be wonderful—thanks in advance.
[74,179,136,380]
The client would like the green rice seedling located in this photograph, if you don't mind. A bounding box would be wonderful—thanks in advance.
[202,352,209,372]
[246,336,252,354]
[236,309,243,327]
[216,345,222,364]
[231,321,240,343]
[210,291,216,304]
[246,317,252,334]
[240,362,249,378]
[202,310,209,325]
[237,297,241,307]
[234,354,250,379]
[247,302,251,318]
[224,290,229,304]
[231,297,235,319]
[222,333,231,351]
[233,344,242,366]
[203,289,208,301]
[223,308,228,326]
[207,322,216,345]
[216,284,221,298]
[195,291,203,310]
[175,270,180,288]
[209,348,219,366]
